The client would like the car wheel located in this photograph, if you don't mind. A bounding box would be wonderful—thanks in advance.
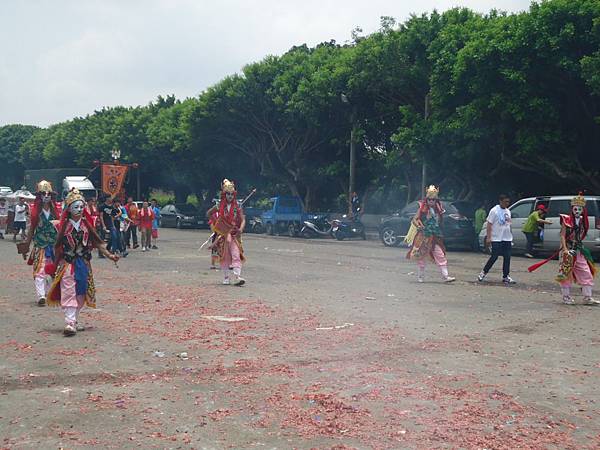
[381,227,398,247]
[335,230,345,241]
[288,223,296,237]
[254,223,264,234]
[266,223,274,236]
[361,230,367,240]
[176,218,182,229]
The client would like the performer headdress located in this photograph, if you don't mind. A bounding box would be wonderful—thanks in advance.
[222,179,236,194]
[36,179,55,194]
[571,193,586,207]
[65,188,85,208]
[425,185,439,199]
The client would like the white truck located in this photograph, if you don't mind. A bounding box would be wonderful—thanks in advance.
[62,176,96,200]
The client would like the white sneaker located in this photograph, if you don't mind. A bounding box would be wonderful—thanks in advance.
[503,276,516,284]
[222,278,230,285]
[63,324,77,336]
[477,271,486,282]
[563,295,575,305]
[584,297,600,306]
[76,322,85,331]
[524,253,534,258]
[417,277,424,283]
[233,276,245,286]
[444,276,456,283]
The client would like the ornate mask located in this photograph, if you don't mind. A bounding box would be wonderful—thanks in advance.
[225,192,234,202]
[572,205,583,218]
[69,200,84,216]
[41,192,52,204]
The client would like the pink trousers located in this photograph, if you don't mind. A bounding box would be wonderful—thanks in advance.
[60,264,85,326]
[560,253,594,297]
[417,244,449,279]
[220,234,241,270]
[417,244,448,269]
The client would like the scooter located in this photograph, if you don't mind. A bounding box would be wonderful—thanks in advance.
[300,215,333,238]
[331,210,366,241]
[247,215,264,234]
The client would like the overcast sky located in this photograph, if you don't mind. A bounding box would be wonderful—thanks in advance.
[0,0,531,127]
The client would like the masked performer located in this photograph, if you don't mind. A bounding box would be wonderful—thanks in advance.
[21,180,59,306]
[556,194,597,305]
[47,189,119,336]
[405,185,455,283]
[210,179,246,285]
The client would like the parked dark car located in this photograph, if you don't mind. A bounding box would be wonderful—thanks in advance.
[379,199,476,249]
[160,204,208,229]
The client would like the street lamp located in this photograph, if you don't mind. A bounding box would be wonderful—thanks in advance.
[341,93,357,214]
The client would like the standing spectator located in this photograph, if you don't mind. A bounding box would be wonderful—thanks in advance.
[139,201,154,252]
[474,201,487,235]
[125,197,139,249]
[522,204,552,258]
[478,194,516,284]
[115,200,129,258]
[151,199,161,249]
[13,196,29,241]
[0,196,8,239]
[99,197,120,255]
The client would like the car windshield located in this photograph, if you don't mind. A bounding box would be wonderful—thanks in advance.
[176,204,198,214]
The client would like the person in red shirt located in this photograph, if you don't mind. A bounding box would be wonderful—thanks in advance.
[125,197,140,249]
[138,201,154,252]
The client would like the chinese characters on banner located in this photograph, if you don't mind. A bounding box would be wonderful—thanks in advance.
[101,164,128,198]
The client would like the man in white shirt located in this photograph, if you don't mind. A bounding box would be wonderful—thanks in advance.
[478,194,516,284]
[13,197,29,241]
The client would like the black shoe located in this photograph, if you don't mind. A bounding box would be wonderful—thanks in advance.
[121,251,129,258]
[37,297,46,306]
[151,245,158,249]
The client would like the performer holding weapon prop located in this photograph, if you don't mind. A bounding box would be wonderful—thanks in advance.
[200,188,256,250]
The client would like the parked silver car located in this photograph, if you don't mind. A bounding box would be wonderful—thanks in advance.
[479,195,600,257]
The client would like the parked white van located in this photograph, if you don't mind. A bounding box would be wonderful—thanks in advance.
[479,195,600,258]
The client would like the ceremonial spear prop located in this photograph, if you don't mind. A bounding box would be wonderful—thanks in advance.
[199,188,257,250]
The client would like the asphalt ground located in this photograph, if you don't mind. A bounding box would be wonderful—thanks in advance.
[1,229,599,449]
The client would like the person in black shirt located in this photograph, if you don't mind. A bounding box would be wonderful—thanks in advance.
[99,197,120,254]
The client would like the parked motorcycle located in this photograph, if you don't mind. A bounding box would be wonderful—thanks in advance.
[331,210,366,241]
[247,215,264,234]
[300,215,333,238]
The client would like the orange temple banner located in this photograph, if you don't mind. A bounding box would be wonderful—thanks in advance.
[101,164,128,198]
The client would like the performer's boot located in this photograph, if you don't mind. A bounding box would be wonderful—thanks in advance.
[561,286,574,305]
[35,276,47,306]
[222,268,230,285]
[63,307,77,336]
[440,265,455,283]
[417,266,425,283]
[582,286,599,305]
[232,267,245,286]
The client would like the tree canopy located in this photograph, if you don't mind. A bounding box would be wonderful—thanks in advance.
[1,0,598,211]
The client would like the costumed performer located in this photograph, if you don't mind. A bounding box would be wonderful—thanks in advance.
[405,185,456,283]
[47,189,119,336]
[210,179,246,286]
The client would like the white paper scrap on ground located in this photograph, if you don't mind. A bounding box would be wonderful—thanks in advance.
[316,322,354,330]
[201,315,248,322]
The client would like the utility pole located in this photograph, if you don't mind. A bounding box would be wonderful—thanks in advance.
[348,105,357,215]
[342,93,358,215]
[421,93,430,198]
